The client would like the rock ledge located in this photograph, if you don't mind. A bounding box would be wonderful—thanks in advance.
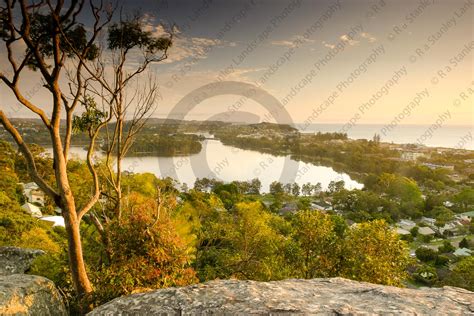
[89,277,474,315]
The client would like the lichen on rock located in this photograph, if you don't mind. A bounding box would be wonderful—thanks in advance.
[89,277,474,315]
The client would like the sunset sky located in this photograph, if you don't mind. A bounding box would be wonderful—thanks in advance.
[1,0,473,127]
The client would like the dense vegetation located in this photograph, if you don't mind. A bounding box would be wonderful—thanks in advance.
[1,138,473,314]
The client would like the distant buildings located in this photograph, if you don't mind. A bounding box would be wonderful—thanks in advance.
[401,152,425,161]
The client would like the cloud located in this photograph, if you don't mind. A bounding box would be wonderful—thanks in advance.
[141,15,232,64]
[339,34,359,46]
[271,40,296,47]
[360,32,377,43]
[271,35,315,48]
[322,41,335,49]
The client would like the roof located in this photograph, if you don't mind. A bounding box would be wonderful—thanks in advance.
[453,248,472,257]
[396,228,410,235]
[460,211,474,218]
[21,202,42,218]
[23,182,39,190]
[40,216,65,227]
[418,226,435,235]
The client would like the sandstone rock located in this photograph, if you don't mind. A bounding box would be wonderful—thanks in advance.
[0,247,45,276]
[89,277,474,315]
[0,274,67,316]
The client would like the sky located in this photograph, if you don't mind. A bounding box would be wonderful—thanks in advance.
[1,0,473,129]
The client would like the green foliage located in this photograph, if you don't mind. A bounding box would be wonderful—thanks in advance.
[72,96,107,134]
[25,13,98,70]
[196,201,288,281]
[413,265,438,285]
[438,241,455,254]
[459,238,469,249]
[341,220,410,286]
[90,198,196,305]
[108,19,171,53]
[442,256,474,291]
[291,211,342,278]
[415,247,438,263]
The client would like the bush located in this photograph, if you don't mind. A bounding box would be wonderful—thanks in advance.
[413,265,438,285]
[438,241,455,254]
[415,247,438,263]
[90,197,197,306]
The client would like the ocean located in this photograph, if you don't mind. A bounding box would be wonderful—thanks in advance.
[294,124,474,150]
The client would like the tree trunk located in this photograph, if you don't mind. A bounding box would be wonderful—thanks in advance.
[63,203,93,296]
[51,120,93,299]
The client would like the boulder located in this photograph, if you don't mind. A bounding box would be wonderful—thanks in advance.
[0,274,67,316]
[0,247,45,275]
[89,277,474,315]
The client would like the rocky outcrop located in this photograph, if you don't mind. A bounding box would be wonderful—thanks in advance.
[0,247,66,315]
[0,246,45,275]
[0,274,67,316]
[90,277,474,315]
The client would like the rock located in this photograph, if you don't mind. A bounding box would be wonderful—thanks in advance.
[89,277,474,315]
[0,247,45,275]
[0,274,67,316]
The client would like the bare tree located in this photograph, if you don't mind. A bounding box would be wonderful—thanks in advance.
[78,14,172,222]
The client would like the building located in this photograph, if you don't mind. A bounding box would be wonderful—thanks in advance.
[453,248,473,257]
[420,217,436,227]
[22,182,45,206]
[21,202,43,218]
[401,152,424,161]
[40,216,65,227]
[418,226,435,236]
[396,228,411,235]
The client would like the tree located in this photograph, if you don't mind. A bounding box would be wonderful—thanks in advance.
[312,182,322,196]
[92,193,196,305]
[328,180,344,194]
[443,256,474,291]
[0,1,171,302]
[438,240,455,254]
[291,183,300,196]
[342,220,409,286]
[415,247,438,263]
[196,202,286,281]
[301,183,312,196]
[459,237,469,249]
[0,0,107,298]
[269,181,284,196]
[291,211,342,278]
[82,15,172,222]
[249,178,261,195]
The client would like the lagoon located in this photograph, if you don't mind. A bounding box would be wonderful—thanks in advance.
[47,139,362,193]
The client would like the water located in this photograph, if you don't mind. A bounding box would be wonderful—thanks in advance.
[295,124,473,150]
[47,140,363,193]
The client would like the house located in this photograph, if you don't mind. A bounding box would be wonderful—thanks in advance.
[310,200,332,212]
[459,211,474,220]
[22,182,45,206]
[438,222,461,235]
[21,202,42,218]
[453,248,473,257]
[40,216,65,227]
[420,217,436,227]
[418,226,435,236]
[279,202,298,216]
[443,201,454,208]
[422,163,454,171]
[27,188,45,206]
[397,219,416,230]
[401,152,424,161]
[396,228,411,235]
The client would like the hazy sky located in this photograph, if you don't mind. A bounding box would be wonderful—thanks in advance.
[1,0,473,127]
